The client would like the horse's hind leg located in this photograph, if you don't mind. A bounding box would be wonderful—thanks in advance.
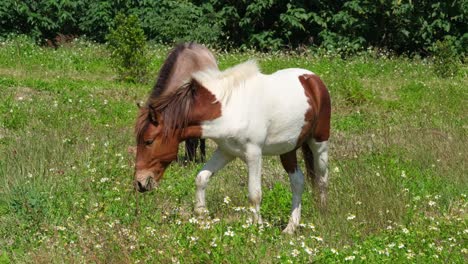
[280,150,304,234]
[184,138,198,162]
[199,139,206,163]
[195,148,233,216]
[307,139,329,208]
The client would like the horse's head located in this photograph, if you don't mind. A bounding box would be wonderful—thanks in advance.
[133,76,222,192]
[134,106,179,192]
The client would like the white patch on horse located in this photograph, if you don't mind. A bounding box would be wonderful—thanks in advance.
[199,63,313,156]
[192,60,260,105]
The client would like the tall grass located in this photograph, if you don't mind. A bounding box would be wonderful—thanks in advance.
[0,37,466,263]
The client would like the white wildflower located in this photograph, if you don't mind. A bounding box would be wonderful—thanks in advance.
[344,255,355,261]
[347,214,356,220]
[224,230,235,237]
[233,206,245,211]
[313,236,323,242]
[210,238,217,248]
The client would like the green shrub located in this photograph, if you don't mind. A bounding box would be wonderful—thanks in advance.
[432,37,460,78]
[134,0,223,45]
[106,13,149,83]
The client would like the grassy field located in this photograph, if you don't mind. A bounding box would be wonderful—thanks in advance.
[0,37,466,263]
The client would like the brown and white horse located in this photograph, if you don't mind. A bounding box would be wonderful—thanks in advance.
[148,42,218,162]
[134,61,331,234]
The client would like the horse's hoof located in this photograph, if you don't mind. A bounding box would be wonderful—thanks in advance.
[194,207,209,217]
[282,224,297,235]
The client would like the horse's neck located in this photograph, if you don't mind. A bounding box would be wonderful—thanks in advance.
[181,84,222,140]
[164,49,217,96]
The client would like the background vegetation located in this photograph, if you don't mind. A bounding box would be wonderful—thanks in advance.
[0,0,466,55]
[0,36,466,263]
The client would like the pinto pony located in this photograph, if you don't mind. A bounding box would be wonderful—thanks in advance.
[134,61,331,234]
[149,42,218,162]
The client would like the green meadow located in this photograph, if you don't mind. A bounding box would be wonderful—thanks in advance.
[0,37,466,263]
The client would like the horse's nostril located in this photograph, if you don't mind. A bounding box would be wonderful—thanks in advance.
[136,181,147,192]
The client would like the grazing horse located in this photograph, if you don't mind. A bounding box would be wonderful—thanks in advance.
[149,42,218,162]
[134,60,331,234]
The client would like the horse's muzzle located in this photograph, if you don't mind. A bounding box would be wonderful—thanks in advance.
[134,170,156,192]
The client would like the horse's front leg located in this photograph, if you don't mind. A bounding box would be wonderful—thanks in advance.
[245,144,263,225]
[195,148,233,216]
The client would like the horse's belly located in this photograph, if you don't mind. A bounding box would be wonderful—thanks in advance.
[262,126,303,155]
[262,141,297,155]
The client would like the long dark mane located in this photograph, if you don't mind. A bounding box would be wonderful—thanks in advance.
[152,82,196,139]
[136,82,197,142]
[136,43,198,143]
[150,42,195,99]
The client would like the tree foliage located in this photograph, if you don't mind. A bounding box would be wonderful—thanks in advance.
[0,0,466,56]
[106,13,149,83]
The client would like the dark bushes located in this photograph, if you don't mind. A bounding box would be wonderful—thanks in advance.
[0,0,466,56]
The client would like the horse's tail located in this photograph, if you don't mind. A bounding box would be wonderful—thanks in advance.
[301,143,315,186]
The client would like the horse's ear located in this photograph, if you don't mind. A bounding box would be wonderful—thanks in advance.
[148,104,160,125]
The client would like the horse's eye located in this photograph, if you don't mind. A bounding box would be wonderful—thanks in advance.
[144,139,154,146]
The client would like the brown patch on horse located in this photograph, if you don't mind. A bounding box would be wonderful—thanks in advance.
[297,74,331,144]
[280,150,298,174]
[190,83,222,122]
[136,81,222,143]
